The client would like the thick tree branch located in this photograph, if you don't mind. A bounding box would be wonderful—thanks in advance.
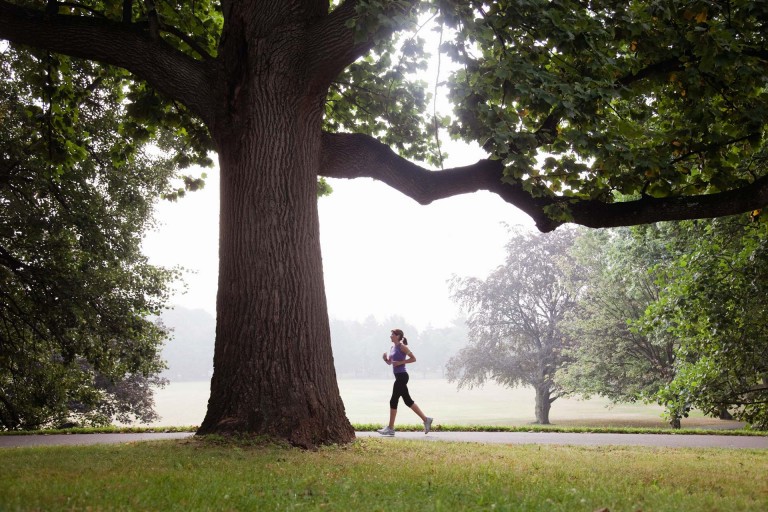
[617,57,685,87]
[320,132,768,232]
[0,1,215,123]
[122,0,132,24]
[320,132,556,229]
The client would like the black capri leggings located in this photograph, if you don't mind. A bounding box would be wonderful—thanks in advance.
[389,372,414,409]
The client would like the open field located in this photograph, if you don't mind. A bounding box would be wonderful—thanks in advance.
[149,379,745,430]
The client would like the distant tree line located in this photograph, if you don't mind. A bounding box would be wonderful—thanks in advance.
[328,316,468,379]
[159,309,468,382]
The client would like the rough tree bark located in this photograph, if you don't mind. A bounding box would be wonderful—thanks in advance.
[194,4,356,446]
[199,110,355,446]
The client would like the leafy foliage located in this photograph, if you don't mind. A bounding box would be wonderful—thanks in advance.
[647,215,768,429]
[561,218,768,429]
[447,226,581,423]
[325,39,439,165]
[437,0,768,210]
[0,45,189,429]
[558,225,685,424]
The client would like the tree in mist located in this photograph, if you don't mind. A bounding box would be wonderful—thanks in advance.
[447,227,580,424]
[412,319,469,378]
[557,225,684,426]
[2,1,768,444]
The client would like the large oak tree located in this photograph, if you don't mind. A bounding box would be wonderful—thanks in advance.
[1,0,767,446]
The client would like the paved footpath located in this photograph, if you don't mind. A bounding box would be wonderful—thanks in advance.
[1,431,767,449]
[0,432,193,448]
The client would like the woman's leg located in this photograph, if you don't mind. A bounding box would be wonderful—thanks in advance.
[386,373,408,428]
[409,403,427,422]
[399,374,432,427]
[387,407,397,429]
[400,376,433,432]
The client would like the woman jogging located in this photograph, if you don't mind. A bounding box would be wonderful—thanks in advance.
[377,328,433,436]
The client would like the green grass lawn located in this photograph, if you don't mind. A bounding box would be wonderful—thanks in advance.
[3,378,765,511]
[2,436,767,511]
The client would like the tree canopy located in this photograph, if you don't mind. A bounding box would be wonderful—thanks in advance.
[0,45,186,429]
[2,0,767,445]
[1,1,766,230]
[323,0,768,230]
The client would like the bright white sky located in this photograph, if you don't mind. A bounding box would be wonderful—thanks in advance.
[142,147,533,331]
[141,25,536,331]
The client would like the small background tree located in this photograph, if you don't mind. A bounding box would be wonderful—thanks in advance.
[446,226,580,424]
[558,225,685,425]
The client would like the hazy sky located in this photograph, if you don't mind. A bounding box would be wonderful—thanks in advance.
[141,146,534,331]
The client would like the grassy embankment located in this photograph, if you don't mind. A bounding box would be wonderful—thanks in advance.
[4,379,766,511]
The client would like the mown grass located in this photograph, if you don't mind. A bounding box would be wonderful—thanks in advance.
[2,436,767,511]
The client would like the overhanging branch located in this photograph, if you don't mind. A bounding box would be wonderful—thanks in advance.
[320,132,768,232]
[319,131,553,226]
[0,1,215,123]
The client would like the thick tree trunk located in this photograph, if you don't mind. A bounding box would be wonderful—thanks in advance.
[718,408,734,420]
[534,385,552,425]
[197,122,354,447]
[196,39,354,447]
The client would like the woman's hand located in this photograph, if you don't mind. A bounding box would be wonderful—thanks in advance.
[382,352,391,365]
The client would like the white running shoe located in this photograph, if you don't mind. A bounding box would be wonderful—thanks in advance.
[376,426,395,436]
[424,417,433,434]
